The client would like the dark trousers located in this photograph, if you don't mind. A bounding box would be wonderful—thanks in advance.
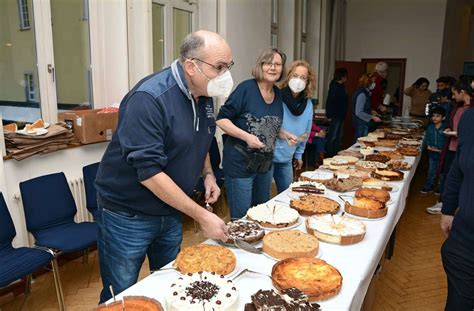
[441,236,474,310]
[440,150,456,201]
[325,118,344,157]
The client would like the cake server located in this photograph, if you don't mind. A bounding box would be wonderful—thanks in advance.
[234,239,262,254]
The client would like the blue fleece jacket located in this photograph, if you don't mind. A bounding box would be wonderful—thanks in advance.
[95,60,215,216]
[424,123,446,150]
[442,108,474,246]
[273,99,313,162]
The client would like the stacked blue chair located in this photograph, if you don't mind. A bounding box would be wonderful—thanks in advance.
[82,162,100,220]
[19,172,98,310]
[0,192,56,299]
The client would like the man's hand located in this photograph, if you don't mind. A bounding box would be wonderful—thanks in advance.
[197,211,229,241]
[245,134,265,149]
[204,173,220,204]
[440,214,454,237]
[293,159,303,170]
[372,116,382,123]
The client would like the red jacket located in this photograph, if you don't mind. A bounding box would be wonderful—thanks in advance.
[370,73,384,111]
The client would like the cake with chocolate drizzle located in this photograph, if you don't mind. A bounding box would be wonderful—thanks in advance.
[166,271,238,310]
[244,288,321,310]
[225,219,265,244]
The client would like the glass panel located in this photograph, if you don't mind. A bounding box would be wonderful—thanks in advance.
[0,0,42,124]
[173,8,192,60]
[271,32,278,47]
[152,3,164,72]
[271,0,278,24]
[51,0,92,111]
[301,40,306,60]
[302,0,307,34]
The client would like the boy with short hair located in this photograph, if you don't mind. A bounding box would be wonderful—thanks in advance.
[420,107,446,193]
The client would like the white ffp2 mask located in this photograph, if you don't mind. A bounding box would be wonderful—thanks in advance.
[288,78,306,93]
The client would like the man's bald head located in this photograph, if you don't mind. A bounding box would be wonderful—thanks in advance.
[179,30,228,62]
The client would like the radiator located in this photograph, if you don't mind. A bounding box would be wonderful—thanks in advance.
[69,177,94,222]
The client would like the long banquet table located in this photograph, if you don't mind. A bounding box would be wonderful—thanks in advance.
[112,150,421,310]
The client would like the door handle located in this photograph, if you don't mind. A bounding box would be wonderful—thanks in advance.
[47,64,55,82]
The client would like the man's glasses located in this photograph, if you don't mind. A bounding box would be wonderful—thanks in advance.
[191,58,234,74]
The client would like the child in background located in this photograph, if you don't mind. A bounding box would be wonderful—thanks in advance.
[428,88,453,127]
[420,107,446,194]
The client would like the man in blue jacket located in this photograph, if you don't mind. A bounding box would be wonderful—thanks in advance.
[95,30,233,303]
[325,67,348,157]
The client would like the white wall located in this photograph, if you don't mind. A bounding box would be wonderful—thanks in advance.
[345,0,447,93]
[224,0,272,85]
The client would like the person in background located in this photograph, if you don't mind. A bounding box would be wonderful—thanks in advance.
[439,107,474,310]
[426,80,474,214]
[217,47,286,218]
[370,62,388,113]
[352,74,381,142]
[420,107,446,194]
[307,117,326,167]
[325,67,348,157]
[94,30,231,303]
[428,88,453,127]
[404,77,432,119]
[271,60,316,193]
[426,76,453,117]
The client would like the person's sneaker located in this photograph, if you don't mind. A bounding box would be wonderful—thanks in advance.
[420,187,433,194]
[426,202,442,214]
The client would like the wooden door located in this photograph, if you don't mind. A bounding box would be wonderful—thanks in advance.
[335,61,365,149]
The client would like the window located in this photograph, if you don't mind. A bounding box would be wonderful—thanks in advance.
[173,8,192,60]
[24,73,35,102]
[17,0,30,30]
[152,3,165,71]
[271,0,279,46]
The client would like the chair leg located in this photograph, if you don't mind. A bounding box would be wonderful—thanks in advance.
[25,274,32,295]
[51,258,65,311]
[82,247,89,264]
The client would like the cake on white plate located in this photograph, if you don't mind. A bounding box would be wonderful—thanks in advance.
[306,214,366,245]
[247,203,299,228]
[289,181,326,195]
[166,272,238,311]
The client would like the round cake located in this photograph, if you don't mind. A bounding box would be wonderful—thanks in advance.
[289,195,340,216]
[225,219,265,244]
[355,161,388,172]
[247,203,299,228]
[95,296,163,311]
[289,181,326,195]
[174,245,236,275]
[166,272,238,311]
[397,146,420,156]
[365,153,391,163]
[371,169,404,181]
[387,160,412,171]
[271,257,343,301]
[355,187,390,204]
[344,198,387,219]
[305,214,366,245]
[262,230,319,260]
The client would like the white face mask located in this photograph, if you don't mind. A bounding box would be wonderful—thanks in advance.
[288,78,306,93]
[369,82,376,90]
[195,63,234,98]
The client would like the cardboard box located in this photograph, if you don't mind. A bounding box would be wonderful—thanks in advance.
[58,109,118,144]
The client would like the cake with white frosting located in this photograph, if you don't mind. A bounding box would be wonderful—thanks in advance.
[306,214,366,245]
[247,203,299,228]
[166,272,238,311]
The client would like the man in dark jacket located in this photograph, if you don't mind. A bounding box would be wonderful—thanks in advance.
[325,68,348,157]
[95,30,232,303]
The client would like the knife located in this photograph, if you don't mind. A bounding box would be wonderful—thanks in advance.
[234,239,262,254]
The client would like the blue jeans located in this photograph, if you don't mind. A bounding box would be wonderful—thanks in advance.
[325,118,344,157]
[354,125,368,143]
[422,151,440,190]
[97,206,182,303]
[440,150,456,200]
[225,169,273,219]
[271,161,293,194]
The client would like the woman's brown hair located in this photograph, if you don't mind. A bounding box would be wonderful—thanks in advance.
[279,60,317,98]
[251,47,287,83]
[358,73,372,88]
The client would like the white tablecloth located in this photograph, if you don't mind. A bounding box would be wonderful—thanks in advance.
[113,153,421,311]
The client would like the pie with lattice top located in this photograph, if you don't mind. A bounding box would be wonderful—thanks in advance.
[290,195,340,216]
[272,257,343,301]
[174,244,236,275]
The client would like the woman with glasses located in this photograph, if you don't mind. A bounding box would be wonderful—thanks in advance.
[271,60,316,193]
[216,47,287,218]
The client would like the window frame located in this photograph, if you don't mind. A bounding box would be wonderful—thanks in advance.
[24,72,35,102]
[271,0,279,46]
[17,0,31,30]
